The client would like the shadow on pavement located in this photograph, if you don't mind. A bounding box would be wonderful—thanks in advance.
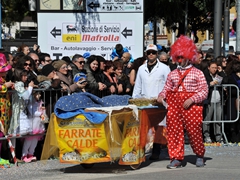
[61,148,170,173]
[182,155,213,167]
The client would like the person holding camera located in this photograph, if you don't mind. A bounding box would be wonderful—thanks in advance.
[51,60,83,94]
[14,55,39,87]
[28,52,40,75]
[73,73,87,92]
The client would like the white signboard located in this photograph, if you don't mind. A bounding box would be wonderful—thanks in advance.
[86,0,143,12]
[38,13,143,60]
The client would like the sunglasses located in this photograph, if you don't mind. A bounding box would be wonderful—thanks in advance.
[177,56,184,59]
[79,61,85,65]
[45,60,52,63]
[24,63,31,66]
[61,66,68,69]
[147,51,157,55]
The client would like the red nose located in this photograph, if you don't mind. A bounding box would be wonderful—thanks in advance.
[176,56,184,63]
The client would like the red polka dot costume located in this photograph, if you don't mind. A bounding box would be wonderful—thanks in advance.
[158,36,208,162]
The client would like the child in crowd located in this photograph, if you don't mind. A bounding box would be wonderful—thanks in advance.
[111,43,133,61]
[73,72,87,92]
[0,53,13,166]
[8,68,35,162]
[22,91,46,162]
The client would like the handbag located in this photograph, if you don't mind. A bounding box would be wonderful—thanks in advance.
[236,97,240,111]
[232,75,240,111]
[40,109,49,123]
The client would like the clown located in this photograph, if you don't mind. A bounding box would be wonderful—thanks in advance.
[0,53,14,165]
[157,36,208,169]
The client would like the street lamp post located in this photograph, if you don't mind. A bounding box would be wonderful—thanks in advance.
[224,0,230,56]
[213,0,222,58]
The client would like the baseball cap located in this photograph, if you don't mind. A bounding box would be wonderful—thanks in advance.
[145,44,158,52]
[73,73,87,83]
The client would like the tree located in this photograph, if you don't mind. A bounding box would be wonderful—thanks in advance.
[144,0,235,42]
[1,0,37,33]
[1,0,236,42]
[144,0,184,27]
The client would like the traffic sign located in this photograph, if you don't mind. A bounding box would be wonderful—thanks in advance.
[86,0,143,12]
[50,27,61,38]
[121,27,133,38]
[88,2,100,9]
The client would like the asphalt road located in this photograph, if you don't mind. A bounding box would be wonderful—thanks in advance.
[1,144,240,180]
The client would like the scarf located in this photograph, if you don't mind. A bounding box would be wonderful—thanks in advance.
[103,72,118,84]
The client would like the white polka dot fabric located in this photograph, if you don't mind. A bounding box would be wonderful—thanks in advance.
[166,91,205,161]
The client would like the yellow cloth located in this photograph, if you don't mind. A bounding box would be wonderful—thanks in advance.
[41,113,59,160]
[41,108,166,165]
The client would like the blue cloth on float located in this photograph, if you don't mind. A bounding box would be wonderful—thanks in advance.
[54,92,131,124]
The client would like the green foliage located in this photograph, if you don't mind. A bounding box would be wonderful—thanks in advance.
[144,0,185,27]
[1,0,36,28]
[144,0,236,36]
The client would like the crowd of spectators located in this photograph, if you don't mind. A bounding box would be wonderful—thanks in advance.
[1,42,240,164]
[194,49,240,144]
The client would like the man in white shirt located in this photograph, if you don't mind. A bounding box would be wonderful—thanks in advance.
[132,44,170,160]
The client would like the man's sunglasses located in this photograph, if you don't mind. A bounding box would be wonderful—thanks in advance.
[146,51,157,55]
[177,56,184,60]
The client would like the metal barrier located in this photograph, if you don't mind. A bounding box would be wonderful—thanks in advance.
[203,84,240,144]
[1,84,239,145]
[0,88,65,141]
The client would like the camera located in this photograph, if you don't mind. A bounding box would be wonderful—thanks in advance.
[36,45,40,51]
[79,80,87,84]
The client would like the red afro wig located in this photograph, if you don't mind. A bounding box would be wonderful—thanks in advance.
[170,35,197,63]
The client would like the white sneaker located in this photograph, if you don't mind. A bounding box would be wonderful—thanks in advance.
[204,137,212,143]
[216,138,224,144]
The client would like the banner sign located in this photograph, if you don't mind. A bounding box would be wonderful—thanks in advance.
[52,110,145,165]
[38,0,144,60]
[117,112,145,165]
[86,0,143,13]
[54,114,111,164]
[38,12,143,60]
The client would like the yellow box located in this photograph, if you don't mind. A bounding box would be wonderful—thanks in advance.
[62,34,81,42]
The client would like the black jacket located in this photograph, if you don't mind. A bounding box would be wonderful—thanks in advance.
[204,71,224,104]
